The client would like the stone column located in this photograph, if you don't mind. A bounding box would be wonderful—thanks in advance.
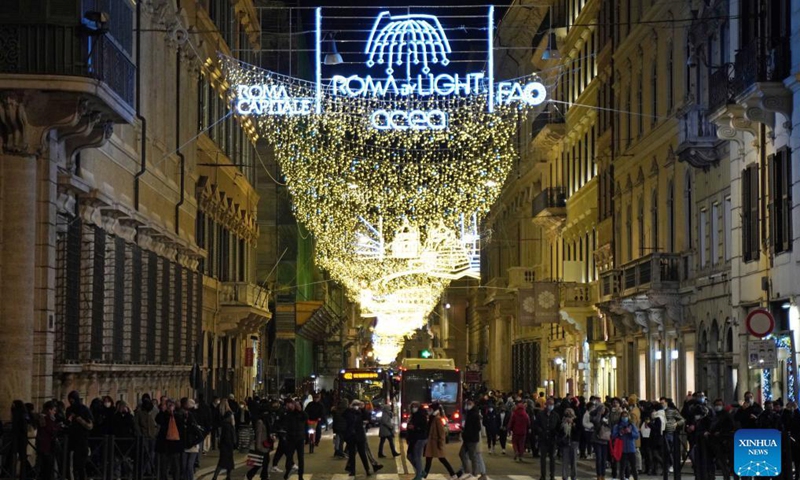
[0,92,111,420]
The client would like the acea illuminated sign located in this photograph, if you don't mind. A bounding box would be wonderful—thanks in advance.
[234,7,547,131]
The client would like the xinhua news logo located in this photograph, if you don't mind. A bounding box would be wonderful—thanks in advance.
[733,429,782,477]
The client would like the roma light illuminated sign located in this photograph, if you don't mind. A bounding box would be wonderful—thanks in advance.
[233,7,546,131]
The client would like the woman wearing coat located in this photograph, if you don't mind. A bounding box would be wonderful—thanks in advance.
[378,404,399,457]
[423,403,457,479]
[482,404,500,454]
[508,402,530,462]
[212,412,236,480]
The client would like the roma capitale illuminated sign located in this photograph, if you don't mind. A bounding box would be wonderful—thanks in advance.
[234,8,546,130]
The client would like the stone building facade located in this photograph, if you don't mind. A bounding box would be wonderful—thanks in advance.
[474,0,800,403]
[0,0,268,420]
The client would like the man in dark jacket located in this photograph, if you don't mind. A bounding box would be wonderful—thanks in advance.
[536,397,561,480]
[195,394,213,453]
[458,399,487,480]
[734,391,762,429]
[331,400,348,458]
[344,400,371,476]
[304,395,325,447]
[406,402,428,480]
[281,399,308,480]
[66,391,94,480]
[706,399,734,480]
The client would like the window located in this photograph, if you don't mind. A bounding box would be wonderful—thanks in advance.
[667,43,674,112]
[626,205,633,261]
[667,181,675,252]
[770,148,793,253]
[637,71,644,136]
[652,190,659,251]
[638,197,645,257]
[742,164,760,261]
[685,171,693,247]
[699,209,707,266]
[651,60,658,127]
[711,203,720,264]
[724,196,732,261]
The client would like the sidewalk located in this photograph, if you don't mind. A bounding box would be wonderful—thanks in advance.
[196,449,250,480]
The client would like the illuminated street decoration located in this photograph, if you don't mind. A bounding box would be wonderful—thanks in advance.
[221,6,549,362]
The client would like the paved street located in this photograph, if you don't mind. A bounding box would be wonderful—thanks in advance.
[197,429,685,480]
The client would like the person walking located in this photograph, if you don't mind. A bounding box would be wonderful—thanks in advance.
[457,399,487,480]
[36,401,60,480]
[508,402,530,462]
[156,399,182,480]
[331,400,348,459]
[211,411,237,480]
[344,400,372,476]
[582,397,597,459]
[243,410,272,480]
[378,403,400,457]
[706,399,734,480]
[281,399,308,480]
[136,396,159,476]
[497,404,510,455]
[559,408,580,480]
[591,404,612,480]
[536,398,561,480]
[65,391,94,480]
[422,403,457,479]
[181,399,205,480]
[483,403,500,454]
[407,402,429,480]
[611,411,640,480]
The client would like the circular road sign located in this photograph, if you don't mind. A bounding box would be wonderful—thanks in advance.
[745,308,775,338]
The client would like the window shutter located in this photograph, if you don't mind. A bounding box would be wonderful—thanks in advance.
[749,164,760,260]
[768,153,776,253]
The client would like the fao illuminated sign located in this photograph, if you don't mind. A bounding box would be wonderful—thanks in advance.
[233,7,547,131]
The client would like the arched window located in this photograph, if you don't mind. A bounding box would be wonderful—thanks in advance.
[638,196,645,257]
[667,42,674,112]
[667,180,675,252]
[710,319,720,354]
[699,327,708,354]
[685,171,693,247]
[652,189,659,251]
[726,324,734,353]
[626,205,633,261]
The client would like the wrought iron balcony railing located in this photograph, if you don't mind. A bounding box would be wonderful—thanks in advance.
[0,24,135,107]
[732,36,791,98]
[678,105,717,145]
[532,187,567,217]
[708,65,734,113]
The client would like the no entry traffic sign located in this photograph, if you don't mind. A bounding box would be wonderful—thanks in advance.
[745,308,775,338]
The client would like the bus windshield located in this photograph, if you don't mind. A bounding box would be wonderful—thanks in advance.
[338,379,384,404]
[402,370,461,405]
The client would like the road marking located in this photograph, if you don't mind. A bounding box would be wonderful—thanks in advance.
[396,449,407,474]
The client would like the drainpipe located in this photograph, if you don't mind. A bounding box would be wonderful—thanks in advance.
[134,0,147,210]
[175,49,185,234]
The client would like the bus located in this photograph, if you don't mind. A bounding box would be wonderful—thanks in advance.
[335,368,393,426]
[398,358,463,437]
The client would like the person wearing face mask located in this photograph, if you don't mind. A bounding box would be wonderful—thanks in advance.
[407,402,429,480]
[281,399,308,480]
[582,397,598,460]
[457,400,487,480]
[686,404,713,480]
[483,402,501,454]
[705,399,733,480]
[344,400,371,476]
[423,403,458,480]
[112,401,137,478]
[757,400,781,429]
[784,401,800,479]
[509,402,530,462]
[734,391,762,429]
[536,398,561,480]
[36,401,60,480]
[612,413,640,480]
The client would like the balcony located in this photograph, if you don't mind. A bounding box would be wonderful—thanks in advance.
[599,270,620,301]
[219,282,271,332]
[560,282,595,308]
[619,252,680,296]
[731,37,791,98]
[0,24,135,121]
[532,187,567,231]
[708,65,734,114]
[507,267,535,290]
[676,105,721,169]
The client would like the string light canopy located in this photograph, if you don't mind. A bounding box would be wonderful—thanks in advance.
[221,6,548,362]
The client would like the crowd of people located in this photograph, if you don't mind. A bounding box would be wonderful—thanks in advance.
[3,388,799,480]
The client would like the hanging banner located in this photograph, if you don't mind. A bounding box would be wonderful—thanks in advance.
[519,282,560,326]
